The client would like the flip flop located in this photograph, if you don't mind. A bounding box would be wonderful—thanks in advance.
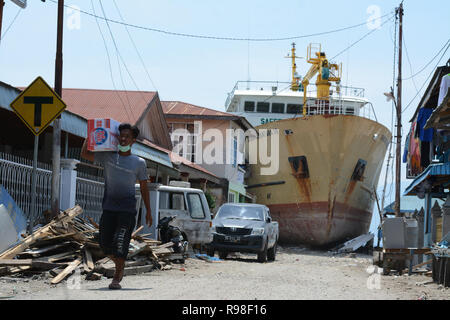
[108,280,122,290]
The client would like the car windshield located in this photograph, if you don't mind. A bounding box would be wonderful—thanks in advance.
[216,205,264,221]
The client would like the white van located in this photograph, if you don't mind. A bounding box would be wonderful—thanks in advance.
[135,182,213,246]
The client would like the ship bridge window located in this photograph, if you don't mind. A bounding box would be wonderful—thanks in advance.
[244,101,255,112]
[257,102,270,113]
[345,107,355,115]
[271,103,285,113]
[286,104,302,114]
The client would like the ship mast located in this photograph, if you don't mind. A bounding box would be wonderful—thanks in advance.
[285,42,302,92]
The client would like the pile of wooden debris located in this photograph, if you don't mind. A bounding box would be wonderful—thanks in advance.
[0,205,186,284]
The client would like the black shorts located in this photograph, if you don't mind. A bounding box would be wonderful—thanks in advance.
[99,210,136,259]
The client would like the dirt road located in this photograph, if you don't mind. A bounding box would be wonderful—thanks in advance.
[1,246,448,300]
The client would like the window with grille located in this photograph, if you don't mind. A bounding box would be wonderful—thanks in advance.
[287,104,302,114]
[271,103,285,113]
[244,101,255,112]
[257,102,270,113]
[169,122,199,163]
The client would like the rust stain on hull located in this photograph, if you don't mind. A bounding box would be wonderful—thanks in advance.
[285,134,312,204]
[326,191,337,237]
[269,202,372,247]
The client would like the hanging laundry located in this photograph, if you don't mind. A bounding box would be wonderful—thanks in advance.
[403,131,410,163]
[409,122,422,175]
[416,108,434,142]
[438,74,450,106]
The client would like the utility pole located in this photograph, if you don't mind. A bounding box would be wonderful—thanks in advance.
[394,2,403,217]
[0,0,5,41]
[51,0,64,217]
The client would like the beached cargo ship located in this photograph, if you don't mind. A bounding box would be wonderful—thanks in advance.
[225,44,391,246]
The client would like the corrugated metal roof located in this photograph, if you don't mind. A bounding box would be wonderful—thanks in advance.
[132,141,173,169]
[162,101,235,118]
[404,162,450,195]
[61,88,156,124]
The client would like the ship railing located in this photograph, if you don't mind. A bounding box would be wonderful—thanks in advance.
[305,100,378,122]
[226,81,366,108]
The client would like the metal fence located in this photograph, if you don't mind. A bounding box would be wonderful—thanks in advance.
[0,152,104,224]
[304,99,378,122]
[76,177,104,223]
[0,152,52,223]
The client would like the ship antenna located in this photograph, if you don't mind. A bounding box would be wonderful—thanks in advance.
[285,42,303,92]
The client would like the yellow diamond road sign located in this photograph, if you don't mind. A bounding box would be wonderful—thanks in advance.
[10,76,66,136]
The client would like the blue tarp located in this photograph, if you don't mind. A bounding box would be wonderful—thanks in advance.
[0,184,27,239]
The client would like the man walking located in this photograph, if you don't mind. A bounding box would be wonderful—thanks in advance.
[81,123,152,289]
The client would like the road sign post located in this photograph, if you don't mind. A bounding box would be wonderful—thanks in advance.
[30,135,38,224]
[10,76,66,222]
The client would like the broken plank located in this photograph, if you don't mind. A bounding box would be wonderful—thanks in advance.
[41,232,77,241]
[413,259,433,270]
[128,244,150,259]
[152,248,173,255]
[0,259,33,267]
[131,226,144,238]
[151,242,174,250]
[0,205,83,260]
[18,242,73,257]
[83,248,94,272]
[39,251,79,263]
[86,216,99,229]
[164,253,186,261]
[0,259,67,269]
[8,266,32,274]
[51,257,82,284]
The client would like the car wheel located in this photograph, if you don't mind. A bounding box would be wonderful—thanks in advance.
[257,241,268,263]
[219,251,228,259]
[207,248,215,257]
[267,239,277,261]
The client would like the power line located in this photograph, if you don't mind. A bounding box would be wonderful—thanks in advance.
[330,14,395,60]
[403,34,420,95]
[90,0,132,122]
[47,0,393,42]
[0,7,21,43]
[401,38,450,81]
[402,41,450,114]
[97,0,149,118]
[111,0,158,91]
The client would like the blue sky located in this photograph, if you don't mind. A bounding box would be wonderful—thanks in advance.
[1,0,449,213]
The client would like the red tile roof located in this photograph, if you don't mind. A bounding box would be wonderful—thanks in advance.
[61,88,156,124]
[161,101,234,118]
